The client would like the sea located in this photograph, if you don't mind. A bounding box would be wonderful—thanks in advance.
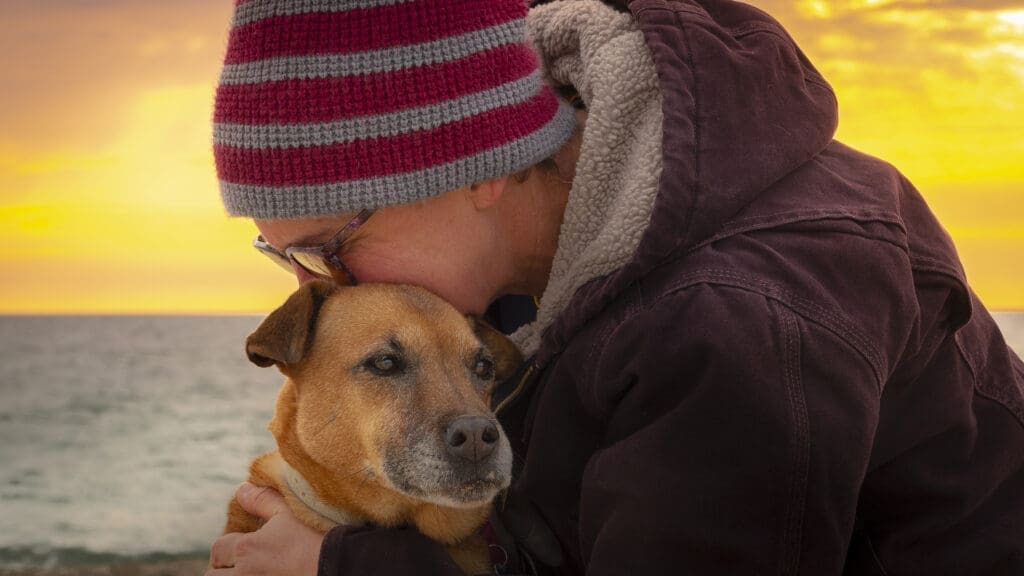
[1,313,1023,569]
[0,315,282,568]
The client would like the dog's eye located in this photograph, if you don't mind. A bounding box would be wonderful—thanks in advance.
[473,356,495,380]
[366,354,403,376]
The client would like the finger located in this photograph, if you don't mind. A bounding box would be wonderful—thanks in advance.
[235,482,288,521]
[204,568,236,576]
[209,532,244,570]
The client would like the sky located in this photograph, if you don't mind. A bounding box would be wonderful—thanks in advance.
[0,0,1022,314]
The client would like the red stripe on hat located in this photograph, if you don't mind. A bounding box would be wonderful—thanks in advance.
[215,87,560,185]
[225,0,526,64]
[214,44,537,124]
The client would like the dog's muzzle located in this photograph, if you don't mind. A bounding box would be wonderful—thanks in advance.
[382,415,512,507]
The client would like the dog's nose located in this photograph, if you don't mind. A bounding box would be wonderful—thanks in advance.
[445,416,499,463]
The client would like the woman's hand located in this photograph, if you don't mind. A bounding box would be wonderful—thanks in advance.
[207,483,324,576]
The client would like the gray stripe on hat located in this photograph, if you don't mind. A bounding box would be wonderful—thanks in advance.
[214,70,542,150]
[233,0,419,29]
[219,18,525,86]
[220,102,578,219]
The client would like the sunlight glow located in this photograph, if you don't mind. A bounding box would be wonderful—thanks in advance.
[2,1,1022,312]
[997,10,1024,32]
[798,1,832,18]
[0,83,297,314]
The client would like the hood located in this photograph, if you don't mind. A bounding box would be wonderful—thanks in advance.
[529,0,838,364]
[512,0,664,355]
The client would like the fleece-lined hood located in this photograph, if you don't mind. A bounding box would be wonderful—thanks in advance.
[513,0,664,354]
[522,0,838,361]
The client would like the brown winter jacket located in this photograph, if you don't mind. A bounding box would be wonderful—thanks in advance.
[317,0,1024,574]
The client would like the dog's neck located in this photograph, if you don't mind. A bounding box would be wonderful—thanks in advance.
[279,459,363,527]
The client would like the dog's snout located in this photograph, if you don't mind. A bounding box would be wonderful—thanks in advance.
[445,416,499,463]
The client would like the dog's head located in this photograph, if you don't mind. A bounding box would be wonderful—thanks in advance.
[246,280,521,510]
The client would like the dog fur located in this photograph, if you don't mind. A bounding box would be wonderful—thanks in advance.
[224,280,522,574]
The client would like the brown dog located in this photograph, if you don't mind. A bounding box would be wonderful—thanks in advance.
[225,280,522,574]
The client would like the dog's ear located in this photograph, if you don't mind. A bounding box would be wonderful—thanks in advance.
[469,317,524,382]
[246,280,335,368]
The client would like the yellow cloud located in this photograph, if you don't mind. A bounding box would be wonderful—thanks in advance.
[996,9,1024,29]
[2,1,1022,312]
[0,84,296,314]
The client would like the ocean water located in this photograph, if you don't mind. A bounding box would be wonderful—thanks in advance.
[0,316,282,567]
[0,313,1022,568]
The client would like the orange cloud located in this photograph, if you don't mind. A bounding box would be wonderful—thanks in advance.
[1,1,1021,312]
[1,2,299,314]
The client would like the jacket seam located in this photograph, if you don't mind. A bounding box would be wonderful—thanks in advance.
[910,255,967,284]
[644,268,887,388]
[681,8,702,245]
[723,209,906,231]
[586,313,621,385]
[955,331,1024,429]
[588,283,815,569]
[585,287,645,422]
[774,300,809,576]
[636,3,831,92]
[690,210,910,255]
[583,289,645,409]
[634,1,701,244]
[728,22,831,90]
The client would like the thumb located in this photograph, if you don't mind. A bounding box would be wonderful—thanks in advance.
[236,482,288,521]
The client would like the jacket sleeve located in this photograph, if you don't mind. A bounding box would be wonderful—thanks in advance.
[318,526,468,576]
[576,284,881,574]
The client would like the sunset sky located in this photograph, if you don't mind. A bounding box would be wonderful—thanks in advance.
[1,0,1022,314]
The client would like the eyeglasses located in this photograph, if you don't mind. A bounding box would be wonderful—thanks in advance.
[253,209,374,285]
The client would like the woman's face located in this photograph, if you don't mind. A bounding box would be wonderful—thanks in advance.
[254,189,504,315]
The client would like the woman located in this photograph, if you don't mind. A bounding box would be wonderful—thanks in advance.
[207,0,1024,574]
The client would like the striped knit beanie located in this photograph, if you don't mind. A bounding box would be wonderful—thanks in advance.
[214,0,578,219]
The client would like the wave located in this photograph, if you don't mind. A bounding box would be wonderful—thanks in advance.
[0,546,207,569]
